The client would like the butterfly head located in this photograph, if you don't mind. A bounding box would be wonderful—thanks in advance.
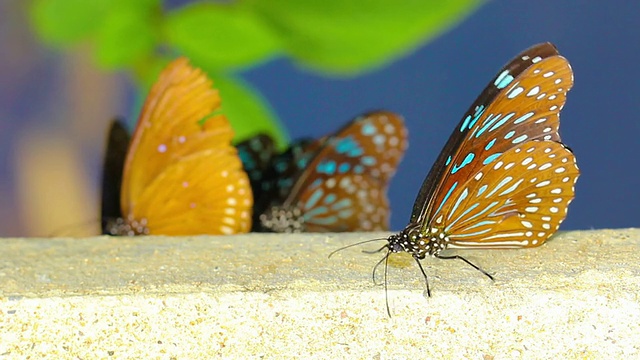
[259,205,305,233]
[387,225,449,260]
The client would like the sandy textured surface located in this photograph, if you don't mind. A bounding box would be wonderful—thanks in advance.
[1,229,639,358]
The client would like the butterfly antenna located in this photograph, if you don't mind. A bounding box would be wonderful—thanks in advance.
[362,243,389,254]
[371,253,389,285]
[327,237,387,258]
[414,258,431,298]
[436,254,495,281]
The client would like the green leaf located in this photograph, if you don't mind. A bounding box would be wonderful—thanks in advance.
[165,3,281,71]
[94,1,159,68]
[250,0,483,75]
[30,0,111,46]
[211,74,289,149]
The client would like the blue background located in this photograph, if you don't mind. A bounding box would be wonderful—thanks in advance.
[242,0,640,230]
[1,0,638,235]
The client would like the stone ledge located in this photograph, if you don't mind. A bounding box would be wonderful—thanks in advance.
[1,229,639,358]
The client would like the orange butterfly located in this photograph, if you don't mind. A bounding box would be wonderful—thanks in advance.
[103,58,253,235]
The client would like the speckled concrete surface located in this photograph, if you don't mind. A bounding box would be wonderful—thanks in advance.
[1,229,639,358]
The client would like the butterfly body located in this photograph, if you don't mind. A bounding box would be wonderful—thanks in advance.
[386,224,446,259]
[381,43,579,292]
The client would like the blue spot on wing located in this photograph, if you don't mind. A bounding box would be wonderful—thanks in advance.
[485,139,496,151]
[274,160,288,173]
[305,214,338,225]
[460,115,472,132]
[323,193,337,204]
[304,206,328,218]
[361,123,376,135]
[482,152,502,165]
[488,113,515,132]
[448,228,492,238]
[317,160,337,174]
[513,112,534,124]
[361,156,376,166]
[475,114,500,138]
[448,188,469,221]
[331,198,352,210]
[335,137,358,154]
[347,147,364,157]
[338,162,350,173]
[462,219,496,231]
[512,135,528,144]
[446,202,480,231]
[305,188,324,210]
[494,70,514,89]
[433,181,458,217]
[468,105,486,130]
[451,153,475,174]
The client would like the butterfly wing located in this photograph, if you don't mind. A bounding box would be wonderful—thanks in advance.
[120,57,252,234]
[101,119,130,234]
[268,111,408,231]
[296,174,390,232]
[132,147,252,235]
[410,43,574,231]
[251,137,319,231]
[432,140,579,248]
[265,137,318,201]
[236,133,276,202]
[121,58,231,209]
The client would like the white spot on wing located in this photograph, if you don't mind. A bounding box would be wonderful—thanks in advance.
[508,86,524,99]
[526,86,540,96]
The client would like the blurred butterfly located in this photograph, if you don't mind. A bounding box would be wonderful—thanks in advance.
[101,58,253,235]
[100,119,130,233]
[340,43,579,314]
[255,111,408,232]
[234,133,277,208]
[236,134,317,230]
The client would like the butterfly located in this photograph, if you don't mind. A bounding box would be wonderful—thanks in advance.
[256,111,408,232]
[352,43,579,312]
[101,57,253,236]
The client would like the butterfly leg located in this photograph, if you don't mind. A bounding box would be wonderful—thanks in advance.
[413,257,432,298]
[436,254,495,281]
[384,252,392,317]
[371,252,388,286]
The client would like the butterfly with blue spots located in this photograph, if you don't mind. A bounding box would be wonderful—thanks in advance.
[257,111,408,232]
